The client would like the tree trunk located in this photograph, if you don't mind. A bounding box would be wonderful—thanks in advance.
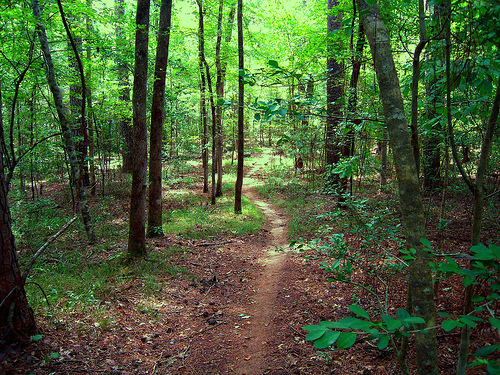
[198,20,209,194]
[234,0,244,214]
[0,145,36,343]
[116,0,133,173]
[214,2,236,198]
[356,1,438,374]
[31,0,95,242]
[127,0,150,258]
[86,0,96,196]
[196,0,217,205]
[147,0,172,238]
[325,0,344,194]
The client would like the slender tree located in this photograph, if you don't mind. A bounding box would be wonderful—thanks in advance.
[356,0,438,373]
[214,1,236,197]
[31,0,95,242]
[116,0,133,173]
[196,0,217,205]
[234,0,244,214]
[127,0,150,257]
[147,0,173,237]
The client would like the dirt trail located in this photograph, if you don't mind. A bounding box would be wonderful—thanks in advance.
[232,158,291,374]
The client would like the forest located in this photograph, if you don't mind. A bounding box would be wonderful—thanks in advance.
[1,0,499,373]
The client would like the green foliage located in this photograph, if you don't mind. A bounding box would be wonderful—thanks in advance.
[435,242,500,370]
[303,304,424,351]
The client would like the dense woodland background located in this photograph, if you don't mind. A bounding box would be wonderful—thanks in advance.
[1,0,500,373]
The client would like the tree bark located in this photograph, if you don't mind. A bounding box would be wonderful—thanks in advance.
[31,0,95,242]
[196,0,217,205]
[127,0,150,258]
[325,0,344,194]
[147,0,172,238]
[0,143,36,343]
[198,9,209,194]
[214,1,236,198]
[234,0,244,214]
[356,1,438,374]
[115,0,133,173]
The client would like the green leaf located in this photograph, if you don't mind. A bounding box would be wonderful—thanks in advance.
[254,113,261,121]
[31,334,43,342]
[313,330,340,349]
[50,352,60,359]
[268,60,279,68]
[386,318,402,331]
[474,345,498,357]
[459,315,482,328]
[305,328,327,341]
[377,334,390,350]
[489,317,500,330]
[471,243,494,260]
[438,312,452,318]
[420,238,432,249]
[404,317,425,325]
[442,319,459,332]
[349,304,370,320]
[396,308,410,322]
[337,332,357,349]
[319,320,351,329]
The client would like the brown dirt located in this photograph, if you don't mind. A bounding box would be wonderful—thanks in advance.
[1,154,497,374]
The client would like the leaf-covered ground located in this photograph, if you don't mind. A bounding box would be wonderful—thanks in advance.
[1,152,498,374]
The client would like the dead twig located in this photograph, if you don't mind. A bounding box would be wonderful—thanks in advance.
[22,214,78,283]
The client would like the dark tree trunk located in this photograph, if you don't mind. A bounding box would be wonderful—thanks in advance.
[356,1,438,373]
[234,0,244,214]
[116,0,133,173]
[127,0,150,258]
[0,148,36,343]
[196,0,217,205]
[325,0,344,193]
[214,1,236,198]
[147,0,172,238]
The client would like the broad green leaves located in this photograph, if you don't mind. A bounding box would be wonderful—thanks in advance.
[303,304,425,351]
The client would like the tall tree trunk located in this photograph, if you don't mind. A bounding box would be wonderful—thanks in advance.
[147,0,172,238]
[198,11,209,194]
[31,0,95,242]
[86,0,96,196]
[356,1,438,374]
[0,151,36,343]
[196,0,217,205]
[325,0,344,194]
[234,0,244,214]
[127,0,150,257]
[409,0,428,175]
[214,2,236,198]
[58,0,90,188]
[116,0,133,173]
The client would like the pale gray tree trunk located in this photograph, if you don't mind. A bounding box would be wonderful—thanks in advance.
[31,0,95,242]
[356,1,438,373]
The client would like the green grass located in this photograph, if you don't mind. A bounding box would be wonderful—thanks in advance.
[164,191,265,239]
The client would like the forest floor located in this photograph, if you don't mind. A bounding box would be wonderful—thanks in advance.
[2,151,498,374]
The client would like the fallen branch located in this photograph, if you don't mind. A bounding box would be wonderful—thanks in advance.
[197,240,232,247]
[22,214,78,283]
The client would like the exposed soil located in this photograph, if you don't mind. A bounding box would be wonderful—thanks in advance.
[1,153,498,374]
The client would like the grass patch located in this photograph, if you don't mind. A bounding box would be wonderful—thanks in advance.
[164,192,265,239]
